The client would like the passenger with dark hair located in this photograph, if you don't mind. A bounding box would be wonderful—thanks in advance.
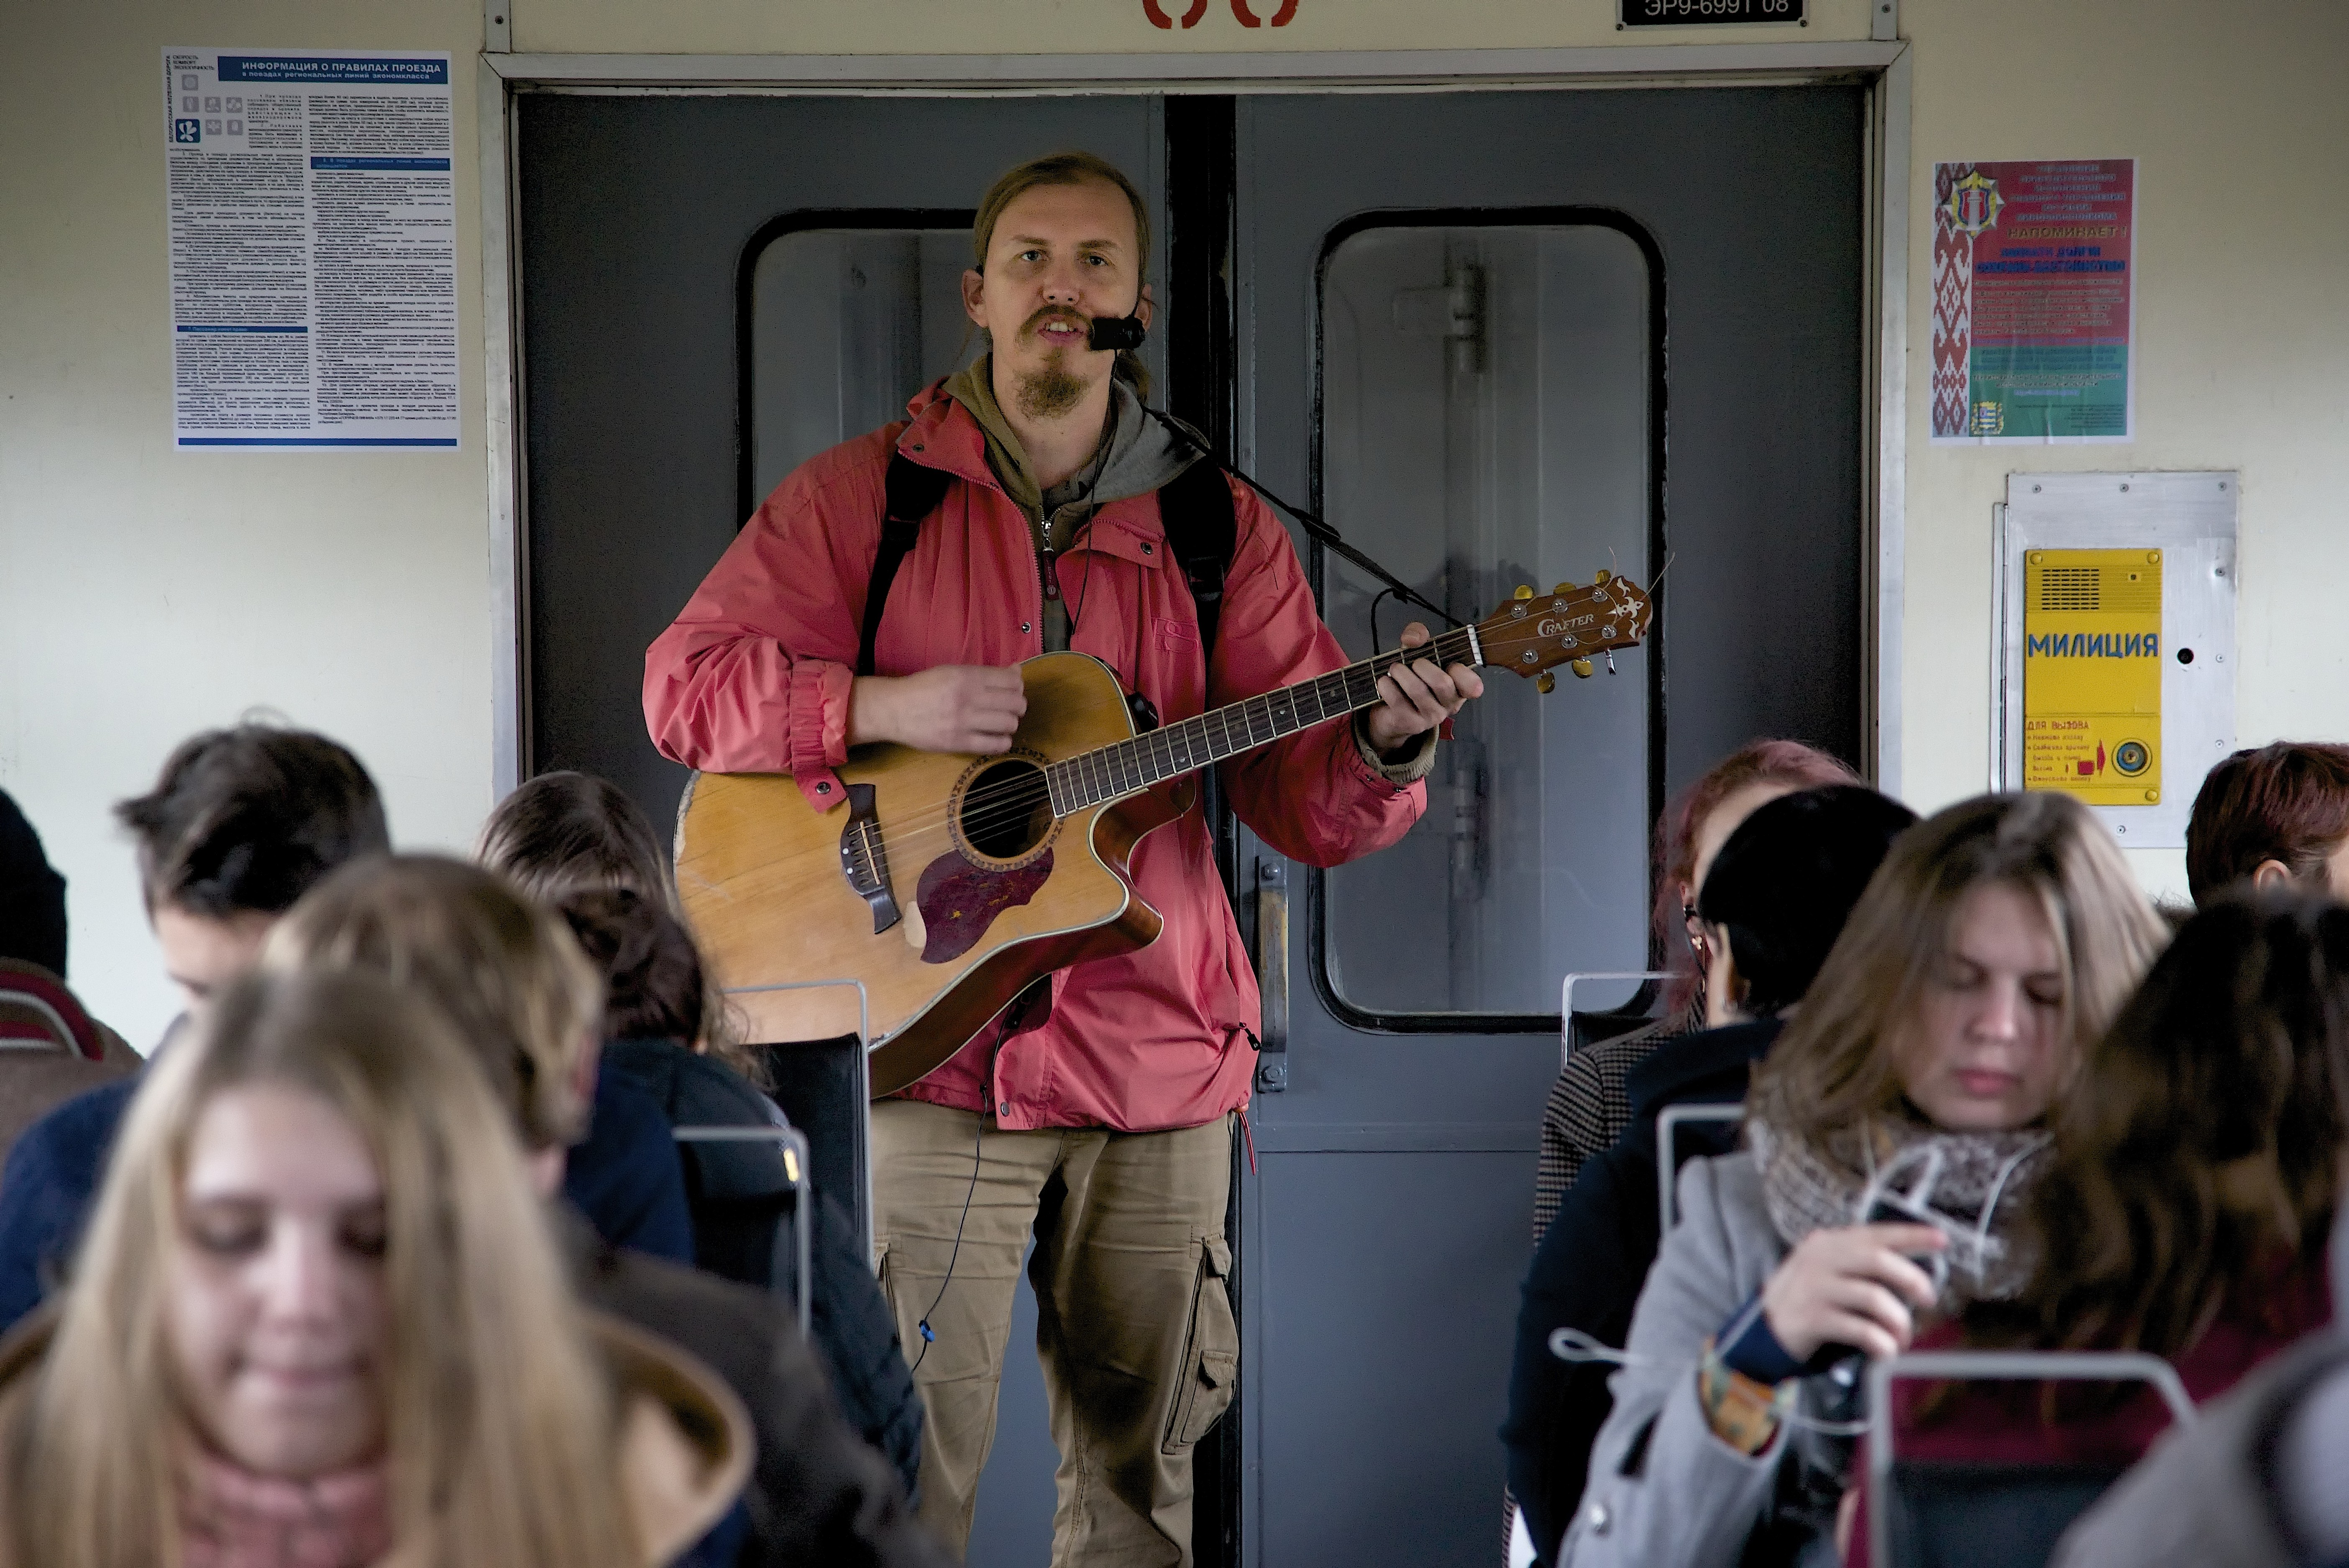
[118,725,391,1007]
[0,725,389,1330]
[1504,785,1916,1563]
[479,769,674,907]
[1535,742,1862,1236]
[269,858,951,1568]
[1845,893,2345,1565]
[2185,740,2349,904]
[560,888,928,1503]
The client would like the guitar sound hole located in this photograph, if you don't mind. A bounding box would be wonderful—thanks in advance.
[960,758,1054,860]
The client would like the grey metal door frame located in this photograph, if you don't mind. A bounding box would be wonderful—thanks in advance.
[477,40,1912,802]
[483,43,1910,1568]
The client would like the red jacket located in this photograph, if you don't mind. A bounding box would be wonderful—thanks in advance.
[1841,1261,2333,1567]
[643,386,1427,1131]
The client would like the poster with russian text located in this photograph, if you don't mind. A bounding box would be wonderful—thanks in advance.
[1929,159,2134,444]
[164,49,457,450]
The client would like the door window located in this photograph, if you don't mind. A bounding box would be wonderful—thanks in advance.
[1316,221,1657,1023]
[746,220,976,506]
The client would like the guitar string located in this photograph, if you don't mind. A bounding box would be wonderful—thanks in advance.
[824,603,1646,857]
[842,625,1493,849]
[841,628,1486,847]
[860,605,1639,846]
[804,608,1648,884]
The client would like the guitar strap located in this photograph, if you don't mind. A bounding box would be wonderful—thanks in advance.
[860,450,1237,678]
[857,456,954,679]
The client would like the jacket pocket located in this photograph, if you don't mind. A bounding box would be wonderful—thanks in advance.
[1162,1234,1239,1453]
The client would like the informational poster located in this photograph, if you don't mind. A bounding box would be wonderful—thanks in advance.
[163,49,458,449]
[1930,159,2135,444]
[2022,548,2163,806]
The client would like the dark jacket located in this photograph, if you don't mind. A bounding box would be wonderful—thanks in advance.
[0,1057,693,1332]
[603,1038,926,1501]
[1502,1018,1782,1565]
[568,1220,954,1568]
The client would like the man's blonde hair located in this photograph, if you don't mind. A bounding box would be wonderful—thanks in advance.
[0,968,640,1568]
[264,854,603,1149]
[972,150,1152,396]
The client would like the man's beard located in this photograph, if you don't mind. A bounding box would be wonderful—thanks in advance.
[1014,353,1088,419]
[1011,306,1095,419]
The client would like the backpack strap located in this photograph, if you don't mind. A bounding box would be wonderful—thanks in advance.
[1156,458,1238,658]
[859,453,954,678]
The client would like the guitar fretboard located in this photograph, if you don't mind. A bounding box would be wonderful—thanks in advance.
[1043,625,1481,816]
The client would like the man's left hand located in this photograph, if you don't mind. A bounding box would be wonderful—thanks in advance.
[1363,622,1485,759]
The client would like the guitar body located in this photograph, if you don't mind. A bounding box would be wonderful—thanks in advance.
[676,652,1177,1097]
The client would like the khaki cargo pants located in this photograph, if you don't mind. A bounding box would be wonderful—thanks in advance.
[872,1100,1238,1567]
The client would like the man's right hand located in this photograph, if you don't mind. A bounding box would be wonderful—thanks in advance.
[850,666,1029,754]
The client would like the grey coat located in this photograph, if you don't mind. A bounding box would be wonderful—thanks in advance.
[2052,1330,2349,1568]
[1560,1151,1850,1568]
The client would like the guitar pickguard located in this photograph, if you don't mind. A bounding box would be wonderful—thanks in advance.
[914,849,1055,964]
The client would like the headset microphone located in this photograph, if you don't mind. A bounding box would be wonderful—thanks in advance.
[1086,313,1148,352]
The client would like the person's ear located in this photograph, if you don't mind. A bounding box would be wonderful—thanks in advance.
[2252,858,2297,890]
[961,266,988,328]
[1134,281,1155,332]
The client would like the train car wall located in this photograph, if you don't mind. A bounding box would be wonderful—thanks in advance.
[5,0,2343,1042]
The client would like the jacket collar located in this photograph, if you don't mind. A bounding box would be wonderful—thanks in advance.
[1624,1016,1785,1122]
[897,379,1003,491]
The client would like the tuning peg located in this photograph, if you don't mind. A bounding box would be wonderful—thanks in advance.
[1513,584,1533,601]
[1553,580,1576,593]
[1593,569,1612,585]
[1536,671,1556,694]
[1571,658,1595,679]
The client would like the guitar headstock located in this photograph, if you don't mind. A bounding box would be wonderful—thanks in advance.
[1474,573,1653,690]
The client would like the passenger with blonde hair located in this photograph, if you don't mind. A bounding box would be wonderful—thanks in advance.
[1561,792,2169,1568]
[271,856,950,1568]
[1842,890,2346,1565]
[0,966,747,1568]
[269,852,693,1263]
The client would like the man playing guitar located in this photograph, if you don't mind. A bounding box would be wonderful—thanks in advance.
[643,151,1481,1566]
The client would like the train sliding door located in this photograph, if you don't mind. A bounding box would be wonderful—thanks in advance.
[516,81,1866,1568]
[1230,87,1864,1567]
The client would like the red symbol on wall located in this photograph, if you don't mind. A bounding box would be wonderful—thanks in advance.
[1145,0,1295,26]
[2075,742,2106,778]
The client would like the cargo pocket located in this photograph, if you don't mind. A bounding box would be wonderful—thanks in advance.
[1163,1235,1239,1453]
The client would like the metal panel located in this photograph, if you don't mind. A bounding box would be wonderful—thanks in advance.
[1994,471,2238,849]
[1234,85,1867,1568]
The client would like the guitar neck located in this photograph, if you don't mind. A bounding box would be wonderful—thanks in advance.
[1043,623,1483,816]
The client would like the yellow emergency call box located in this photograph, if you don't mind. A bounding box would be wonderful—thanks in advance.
[2022,549,2162,806]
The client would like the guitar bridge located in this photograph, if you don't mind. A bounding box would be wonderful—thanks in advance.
[839,783,901,935]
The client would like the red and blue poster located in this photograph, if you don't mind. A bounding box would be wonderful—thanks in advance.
[1930,159,2135,443]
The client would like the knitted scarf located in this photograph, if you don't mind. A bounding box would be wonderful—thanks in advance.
[177,1443,393,1568]
[1747,1112,2052,1305]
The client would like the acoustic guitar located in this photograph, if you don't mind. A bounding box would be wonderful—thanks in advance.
[676,573,1654,1095]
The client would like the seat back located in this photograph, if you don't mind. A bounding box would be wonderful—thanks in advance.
[755,1031,872,1264]
[1656,1102,1743,1228]
[673,1124,814,1334]
[729,978,874,1263]
[0,960,107,1059]
[1561,970,1672,1066]
[1866,1350,2196,1568]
